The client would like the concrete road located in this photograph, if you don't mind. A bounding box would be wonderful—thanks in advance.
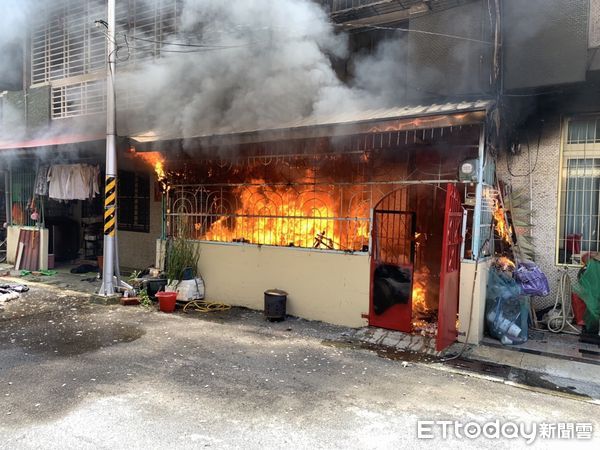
[0,282,598,449]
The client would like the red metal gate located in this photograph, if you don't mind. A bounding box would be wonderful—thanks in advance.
[436,183,464,351]
[369,188,415,332]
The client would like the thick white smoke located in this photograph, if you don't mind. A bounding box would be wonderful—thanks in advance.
[1,0,414,142]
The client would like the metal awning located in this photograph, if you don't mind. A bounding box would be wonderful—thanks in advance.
[0,133,105,151]
[132,100,493,150]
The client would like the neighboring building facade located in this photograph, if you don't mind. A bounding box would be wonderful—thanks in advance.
[0,0,181,268]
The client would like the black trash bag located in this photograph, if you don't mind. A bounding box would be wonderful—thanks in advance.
[372,264,412,315]
[70,264,99,274]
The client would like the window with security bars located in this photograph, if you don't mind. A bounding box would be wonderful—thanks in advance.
[558,116,600,265]
[118,170,150,233]
[31,0,107,85]
[31,0,180,118]
[116,0,181,66]
[51,80,106,119]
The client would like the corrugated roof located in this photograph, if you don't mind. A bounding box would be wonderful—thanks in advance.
[131,100,492,144]
[270,99,492,129]
[0,133,105,151]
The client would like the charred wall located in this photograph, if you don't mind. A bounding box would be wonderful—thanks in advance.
[407,0,493,102]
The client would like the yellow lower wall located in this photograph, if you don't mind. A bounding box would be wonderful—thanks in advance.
[163,241,371,328]
[154,241,490,338]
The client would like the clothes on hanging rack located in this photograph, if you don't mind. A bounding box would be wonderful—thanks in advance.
[34,166,49,196]
[47,164,100,201]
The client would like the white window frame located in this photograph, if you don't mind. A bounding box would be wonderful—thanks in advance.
[556,114,600,266]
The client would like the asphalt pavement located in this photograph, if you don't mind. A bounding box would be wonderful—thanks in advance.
[0,281,598,449]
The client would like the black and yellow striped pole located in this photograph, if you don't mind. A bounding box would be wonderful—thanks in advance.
[103,176,117,238]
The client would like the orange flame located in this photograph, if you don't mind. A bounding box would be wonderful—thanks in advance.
[493,199,511,243]
[411,267,431,321]
[130,149,166,188]
[200,175,370,250]
[496,256,516,270]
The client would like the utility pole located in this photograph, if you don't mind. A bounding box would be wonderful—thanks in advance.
[99,0,118,296]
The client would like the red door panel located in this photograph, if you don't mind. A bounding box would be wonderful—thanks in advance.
[436,183,464,351]
[369,188,415,333]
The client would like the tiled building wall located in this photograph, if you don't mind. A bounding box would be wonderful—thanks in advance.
[496,115,579,310]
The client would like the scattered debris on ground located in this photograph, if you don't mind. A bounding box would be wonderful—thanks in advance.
[0,284,29,304]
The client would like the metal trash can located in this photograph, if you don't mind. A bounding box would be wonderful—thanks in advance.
[264,289,287,321]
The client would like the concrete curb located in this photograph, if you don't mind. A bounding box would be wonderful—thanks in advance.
[461,343,600,385]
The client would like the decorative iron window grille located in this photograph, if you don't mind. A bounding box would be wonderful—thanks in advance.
[166,181,377,252]
[558,115,600,265]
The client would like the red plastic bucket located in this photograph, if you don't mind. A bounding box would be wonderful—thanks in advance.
[156,291,177,313]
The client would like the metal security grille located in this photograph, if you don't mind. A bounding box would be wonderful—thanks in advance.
[51,79,106,119]
[330,0,394,12]
[118,170,150,233]
[31,0,107,85]
[372,189,413,265]
[568,116,600,144]
[9,169,37,227]
[116,0,181,66]
[324,0,478,21]
[31,0,180,119]
[558,116,600,265]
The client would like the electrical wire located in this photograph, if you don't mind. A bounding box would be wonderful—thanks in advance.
[336,23,495,46]
[115,34,253,60]
[537,269,581,335]
[506,121,543,178]
[127,34,248,49]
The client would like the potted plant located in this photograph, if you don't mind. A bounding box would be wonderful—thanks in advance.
[164,236,203,303]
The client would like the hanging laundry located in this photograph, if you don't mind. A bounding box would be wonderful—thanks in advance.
[47,164,100,200]
[34,166,49,196]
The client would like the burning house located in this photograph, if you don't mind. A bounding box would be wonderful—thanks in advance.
[1,0,599,354]
[134,101,494,350]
